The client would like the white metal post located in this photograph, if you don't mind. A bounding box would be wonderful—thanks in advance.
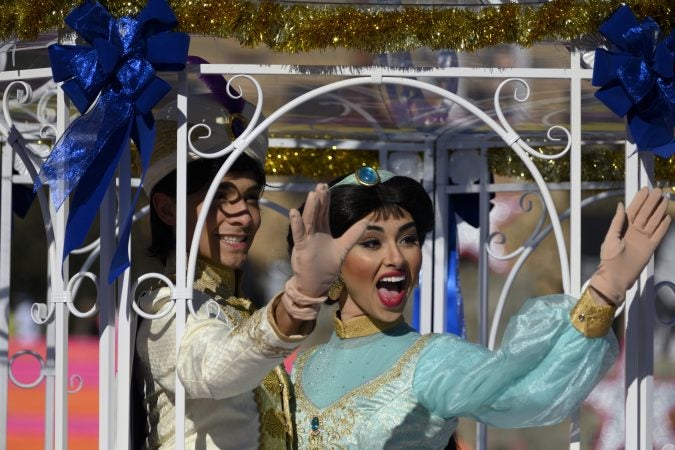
[99,180,117,449]
[419,146,436,335]
[568,50,583,450]
[432,141,448,334]
[0,143,13,450]
[52,85,70,450]
[174,69,189,450]
[115,147,134,448]
[624,141,655,450]
[475,145,490,450]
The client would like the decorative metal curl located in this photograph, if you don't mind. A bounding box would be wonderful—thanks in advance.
[68,374,84,394]
[35,87,59,148]
[486,191,546,261]
[655,281,675,326]
[30,302,51,325]
[8,349,86,394]
[2,81,32,131]
[8,350,46,389]
[131,273,176,320]
[65,272,98,318]
[494,78,571,160]
[187,74,264,160]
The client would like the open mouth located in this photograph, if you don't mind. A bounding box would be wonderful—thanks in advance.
[376,273,407,308]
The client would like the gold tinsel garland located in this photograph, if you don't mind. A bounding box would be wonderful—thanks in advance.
[265,147,675,186]
[0,0,670,53]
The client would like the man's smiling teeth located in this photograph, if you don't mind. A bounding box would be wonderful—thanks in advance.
[218,235,246,244]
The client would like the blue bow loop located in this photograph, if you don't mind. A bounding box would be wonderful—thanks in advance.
[147,33,192,70]
[138,0,179,31]
[598,5,639,50]
[65,2,116,44]
[36,0,189,282]
[592,5,675,156]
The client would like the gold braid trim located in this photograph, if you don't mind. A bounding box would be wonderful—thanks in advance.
[570,288,617,338]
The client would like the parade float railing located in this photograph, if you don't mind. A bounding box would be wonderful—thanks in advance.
[0,54,668,450]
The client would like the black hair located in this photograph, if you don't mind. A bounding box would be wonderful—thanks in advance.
[148,153,265,265]
[287,174,434,253]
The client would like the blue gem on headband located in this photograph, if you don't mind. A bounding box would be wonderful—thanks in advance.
[356,166,380,186]
[331,167,396,189]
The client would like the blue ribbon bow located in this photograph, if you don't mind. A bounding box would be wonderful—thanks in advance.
[592,5,674,157]
[35,0,189,282]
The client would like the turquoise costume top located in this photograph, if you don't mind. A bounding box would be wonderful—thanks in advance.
[292,293,618,449]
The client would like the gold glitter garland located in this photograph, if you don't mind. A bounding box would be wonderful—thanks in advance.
[265,147,675,185]
[266,148,380,180]
[488,147,675,185]
[0,0,670,53]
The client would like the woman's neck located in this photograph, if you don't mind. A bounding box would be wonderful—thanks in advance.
[333,312,404,339]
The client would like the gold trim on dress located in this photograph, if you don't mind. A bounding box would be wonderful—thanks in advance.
[294,334,434,448]
[570,288,617,338]
[333,314,404,339]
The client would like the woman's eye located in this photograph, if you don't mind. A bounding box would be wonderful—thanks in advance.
[400,234,419,246]
[359,239,380,249]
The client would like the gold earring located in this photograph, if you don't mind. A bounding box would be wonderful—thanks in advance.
[327,276,345,301]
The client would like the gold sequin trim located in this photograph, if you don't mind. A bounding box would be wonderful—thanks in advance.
[570,288,617,338]
[333,314,405,339]
[294,334,434,448]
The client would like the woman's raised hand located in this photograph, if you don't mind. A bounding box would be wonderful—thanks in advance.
[282,184,367,320]
[590,187,671,306]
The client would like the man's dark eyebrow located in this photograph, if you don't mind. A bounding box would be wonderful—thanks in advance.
[216,182,261,193]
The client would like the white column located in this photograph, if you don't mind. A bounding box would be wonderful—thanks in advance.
[624,142,655,450]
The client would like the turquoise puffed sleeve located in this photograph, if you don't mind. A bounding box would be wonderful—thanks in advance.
[413,294,618,428]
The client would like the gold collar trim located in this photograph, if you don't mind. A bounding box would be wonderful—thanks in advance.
[333,314,404,339]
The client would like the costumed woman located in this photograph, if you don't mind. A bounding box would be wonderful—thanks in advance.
[288,167,671,449]
[133,91,366,449]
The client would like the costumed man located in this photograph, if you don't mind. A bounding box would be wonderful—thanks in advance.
[134,89,366,449]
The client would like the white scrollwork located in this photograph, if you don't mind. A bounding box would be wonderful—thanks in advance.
[68,374,84,394]
[188,74,264,160]
[36,87,58,148]
[131,273,176,320]
[486,192,546,261]
[8,350,46,389]
[3,80,32,129]
[494,78,571,160]
[9,349,85,393]
[65,272,99,318]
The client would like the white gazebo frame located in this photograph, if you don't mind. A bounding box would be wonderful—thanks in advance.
[0,46,666,450]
